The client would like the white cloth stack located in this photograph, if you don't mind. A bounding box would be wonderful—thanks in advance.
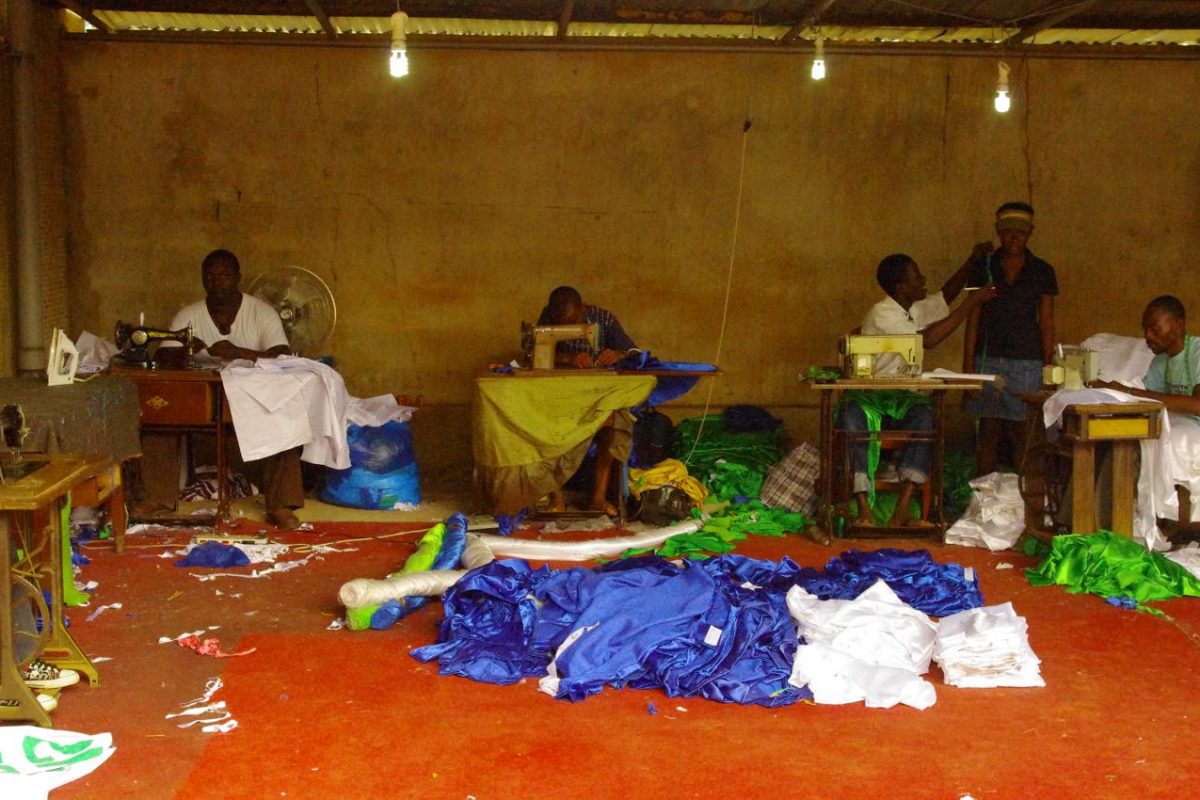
[933,602,1044,689]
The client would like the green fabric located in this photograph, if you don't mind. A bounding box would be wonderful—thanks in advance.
[621,500,810,560]
[806,366,840,382]
[1026,531,1200,605]
[842,390,931,502]
[942,451,976,520]
[398,523,445,575]
[345,606,377,631]
[676,414,785,501]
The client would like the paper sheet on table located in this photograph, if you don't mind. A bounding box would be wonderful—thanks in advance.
[920,368,998,382]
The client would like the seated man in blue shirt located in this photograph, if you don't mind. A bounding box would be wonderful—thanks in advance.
[538,286,639,514]
[1098,295,1200,413]
[843,251,996,527]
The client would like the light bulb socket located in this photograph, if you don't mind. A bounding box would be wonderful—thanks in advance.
[391,11,408,47]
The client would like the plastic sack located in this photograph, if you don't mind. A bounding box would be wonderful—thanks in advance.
[0,727,115,800]
[944,472,1025,551]
[319,420,421,509]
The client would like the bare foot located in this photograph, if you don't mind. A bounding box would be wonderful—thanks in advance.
[269,509,301,530]
[545,491,566,513]
[895,518,936,529]
[590,500,619,518]
[853,515,876,528]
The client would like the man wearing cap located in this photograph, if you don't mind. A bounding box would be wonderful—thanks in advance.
[963,201,1059,476]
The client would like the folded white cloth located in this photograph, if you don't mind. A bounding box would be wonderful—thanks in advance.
[934,602,1044,689]
[1080,333,1154,388]
[944,472,1025,551]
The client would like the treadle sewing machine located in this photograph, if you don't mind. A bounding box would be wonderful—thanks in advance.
[520,321,599,370]
[114,321,195,369]
[840,334,924,379]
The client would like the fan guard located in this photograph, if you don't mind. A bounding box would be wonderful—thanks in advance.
[246,266,337,358]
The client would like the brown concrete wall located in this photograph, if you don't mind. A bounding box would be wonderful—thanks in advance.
[57,43,1200,468]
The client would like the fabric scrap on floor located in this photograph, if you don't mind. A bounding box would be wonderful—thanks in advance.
[176,634,257,658]
[174,541,250,568]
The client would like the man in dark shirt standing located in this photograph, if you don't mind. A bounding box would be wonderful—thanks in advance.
[963,202,1059,476]
[537,286,638,514]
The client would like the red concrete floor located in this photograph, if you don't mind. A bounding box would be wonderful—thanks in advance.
[36,521,1200,800]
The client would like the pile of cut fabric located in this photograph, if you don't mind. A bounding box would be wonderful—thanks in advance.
[410,548,1044,710]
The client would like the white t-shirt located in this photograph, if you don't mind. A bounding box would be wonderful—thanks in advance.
[165,294,289,354]
[861,292,949,375]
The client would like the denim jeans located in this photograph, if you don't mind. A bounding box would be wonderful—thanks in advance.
[839,400,934,494]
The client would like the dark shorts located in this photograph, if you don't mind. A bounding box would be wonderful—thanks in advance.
[965,356,1043,421]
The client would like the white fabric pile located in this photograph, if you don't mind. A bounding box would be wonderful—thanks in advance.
[786,580,938,710]
[220,356,414,469]
[934,602,1044,688]
[944,472,1025,551]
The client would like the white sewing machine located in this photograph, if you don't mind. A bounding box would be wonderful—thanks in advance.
[521,322,600,370]
[840,334,924,379]
[1043,345,1100,391]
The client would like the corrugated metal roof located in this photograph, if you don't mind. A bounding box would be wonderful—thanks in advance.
[65,2,1200,50]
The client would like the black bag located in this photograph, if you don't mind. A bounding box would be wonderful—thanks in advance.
[631,486,696,526]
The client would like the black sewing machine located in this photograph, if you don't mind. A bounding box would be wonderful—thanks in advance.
[114,321,195,369]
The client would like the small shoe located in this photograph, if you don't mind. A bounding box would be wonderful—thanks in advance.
[268,509,302,530]
[22,659,80,690]
[36,692,58,713]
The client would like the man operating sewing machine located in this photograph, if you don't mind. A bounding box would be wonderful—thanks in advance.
[134,249,304,530]
[537,286,639,514]
[842,250,996,527]
[1092,295,1200,545]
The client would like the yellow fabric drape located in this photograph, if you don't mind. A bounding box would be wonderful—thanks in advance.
[472,374,656,514]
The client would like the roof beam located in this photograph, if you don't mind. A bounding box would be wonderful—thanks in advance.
[779,0,838,45]
[57,0,111,33]
[301,0,337,39]
[557,0,575,39]
[1003,0,1098,47]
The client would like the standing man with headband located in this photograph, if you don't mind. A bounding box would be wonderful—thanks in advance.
[963,201,1059,476]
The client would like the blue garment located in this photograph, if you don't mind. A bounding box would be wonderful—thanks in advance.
[964,355,1043,421]
[174,541,250,568]
[410,548,982,702]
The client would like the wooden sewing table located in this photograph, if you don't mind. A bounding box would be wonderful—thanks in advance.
[808,378,984,540]
[1,455,108,726]
[111,364,232,527]
[1020,393,1162,539]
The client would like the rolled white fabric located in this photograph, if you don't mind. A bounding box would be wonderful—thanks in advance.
[337,519,704,609]
[478,518,703,562]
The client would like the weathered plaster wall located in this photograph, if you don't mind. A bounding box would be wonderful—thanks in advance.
[58,43,1200,468]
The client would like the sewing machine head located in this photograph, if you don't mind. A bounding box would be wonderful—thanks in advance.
[521,321,600,370]
[1043,345,1100,391]
[114,321,195,369]
[840,334,924,379]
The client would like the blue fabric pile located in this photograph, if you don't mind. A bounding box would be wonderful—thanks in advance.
[411,549,982,706]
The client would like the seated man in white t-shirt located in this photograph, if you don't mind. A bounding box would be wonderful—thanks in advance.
[841,250,996,527]
[135,249,305,529]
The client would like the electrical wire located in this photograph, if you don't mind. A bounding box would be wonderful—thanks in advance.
[680,52,755,468]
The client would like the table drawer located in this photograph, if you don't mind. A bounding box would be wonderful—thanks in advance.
[136,381,216,426]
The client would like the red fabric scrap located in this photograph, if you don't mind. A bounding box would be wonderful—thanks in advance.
[177,634,257,659]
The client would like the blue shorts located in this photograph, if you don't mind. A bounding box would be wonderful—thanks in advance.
[966,356,1043,421]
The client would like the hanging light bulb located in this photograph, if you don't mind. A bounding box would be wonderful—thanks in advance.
[811,37,826,81]
[993,61,1011,113]
[389,11,409,78]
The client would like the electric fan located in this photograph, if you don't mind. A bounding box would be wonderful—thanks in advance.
[246,266,337,358]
